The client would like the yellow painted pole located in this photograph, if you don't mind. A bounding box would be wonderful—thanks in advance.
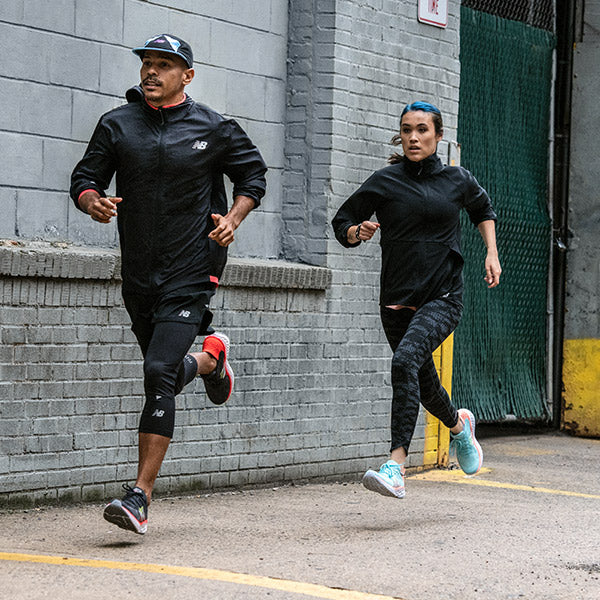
[423,334,453,467]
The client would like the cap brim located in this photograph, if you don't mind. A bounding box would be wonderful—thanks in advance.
[131,47,192,68]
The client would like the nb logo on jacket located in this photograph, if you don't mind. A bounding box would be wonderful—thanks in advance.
[192,140,208,150]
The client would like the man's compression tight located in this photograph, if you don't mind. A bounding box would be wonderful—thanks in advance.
[134,321,200,438]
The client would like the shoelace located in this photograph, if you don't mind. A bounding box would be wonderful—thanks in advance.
[122,484,146,511]
[380,463,403,481]
[204,352,225,381]
[450,432,473,454]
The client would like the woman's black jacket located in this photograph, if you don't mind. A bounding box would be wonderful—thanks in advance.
[331,153,496,308]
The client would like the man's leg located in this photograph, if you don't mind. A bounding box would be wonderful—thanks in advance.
[135,337,227,497]
[104,320,201,534]
[137,320,202,501]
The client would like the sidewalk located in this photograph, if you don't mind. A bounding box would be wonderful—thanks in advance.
[1,430,599,600]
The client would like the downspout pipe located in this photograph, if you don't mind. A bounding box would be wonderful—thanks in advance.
[551,0,578,428]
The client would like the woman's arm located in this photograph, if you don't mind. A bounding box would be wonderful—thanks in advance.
[331,173,381,247]
[477,219,502,288]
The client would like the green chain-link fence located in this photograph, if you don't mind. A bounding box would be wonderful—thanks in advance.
[453,7,556,421]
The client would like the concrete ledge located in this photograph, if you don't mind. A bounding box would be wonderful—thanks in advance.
[0,240,331,291]
[221,257,331,290]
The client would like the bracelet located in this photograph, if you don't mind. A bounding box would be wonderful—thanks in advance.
[355,223,362,242]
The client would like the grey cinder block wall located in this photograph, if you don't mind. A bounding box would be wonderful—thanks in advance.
[0,0,461,506]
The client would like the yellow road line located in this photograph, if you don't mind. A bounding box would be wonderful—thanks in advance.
[413,468,600,499]
[0,552,404,600]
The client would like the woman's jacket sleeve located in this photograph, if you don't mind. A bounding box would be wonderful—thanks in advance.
[331,173,381,248]
[460,168,497,225]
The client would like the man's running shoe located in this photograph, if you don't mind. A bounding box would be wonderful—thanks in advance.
[201,332,234,405]
[103,484,148,534]
[450,408,483,475]
[362,460,406,498]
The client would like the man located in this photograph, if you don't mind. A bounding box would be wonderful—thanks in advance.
[70,34,267,535]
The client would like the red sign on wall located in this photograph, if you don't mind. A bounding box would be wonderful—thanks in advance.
[418,0,448,28]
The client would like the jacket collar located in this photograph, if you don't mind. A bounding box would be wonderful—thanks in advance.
[140,93,194,120]
[403,152,444,178]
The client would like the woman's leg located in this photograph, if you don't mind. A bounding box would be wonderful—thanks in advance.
[379,307,414,463]
[418,355,459,430]
[383,296,463,457]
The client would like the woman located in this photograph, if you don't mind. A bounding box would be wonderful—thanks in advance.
[332,101,501,499]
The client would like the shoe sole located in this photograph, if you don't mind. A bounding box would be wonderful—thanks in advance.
[362,470,405,499]
[223,358,234,400]
[458,408,483,475]
[103,500,147,535]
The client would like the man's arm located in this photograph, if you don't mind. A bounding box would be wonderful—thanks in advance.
[209,119,267,247]
[70,116,117,214]
[208,195,255,247]
[221,120,267,209]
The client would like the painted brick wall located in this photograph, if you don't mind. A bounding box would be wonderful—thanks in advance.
[284,0,461,462]
[0,0,286,258]
[0,244,389,506]
[0,0,462,506]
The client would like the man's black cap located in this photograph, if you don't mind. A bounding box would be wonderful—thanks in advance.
[132,34,193,68]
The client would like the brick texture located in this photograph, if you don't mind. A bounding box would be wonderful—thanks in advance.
[0,0,462,506]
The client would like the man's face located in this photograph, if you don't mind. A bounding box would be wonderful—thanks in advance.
[140,50,194,107]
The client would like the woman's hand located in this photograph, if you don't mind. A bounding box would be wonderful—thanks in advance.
[484,253,502,288]
[349,220,380,243]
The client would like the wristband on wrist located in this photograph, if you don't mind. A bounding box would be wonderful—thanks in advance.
[355,223,362,242]
[77,189,98,201]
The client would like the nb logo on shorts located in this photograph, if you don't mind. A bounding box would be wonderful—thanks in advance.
[178,310,191,318]
[192,140,208,150]
[152,409,165,418]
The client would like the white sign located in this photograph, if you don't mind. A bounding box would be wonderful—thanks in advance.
[418,0,448,28]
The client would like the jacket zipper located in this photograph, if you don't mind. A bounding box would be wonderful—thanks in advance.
[151,108,166,290]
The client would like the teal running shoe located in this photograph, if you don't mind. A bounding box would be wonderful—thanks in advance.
[450,408,483,475]
[362,460,405,498]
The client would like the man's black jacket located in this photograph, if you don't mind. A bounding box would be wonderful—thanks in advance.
[70,91,267,294]
[332,153,496,308]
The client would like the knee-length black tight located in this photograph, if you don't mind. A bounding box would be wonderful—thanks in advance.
[133,320,201,437]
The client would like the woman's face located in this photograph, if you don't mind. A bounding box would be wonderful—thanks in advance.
[400,110,442,162]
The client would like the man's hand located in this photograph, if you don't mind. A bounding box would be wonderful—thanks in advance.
[79,191,122,224]
[208,213,237,247]
[208,195,256,247]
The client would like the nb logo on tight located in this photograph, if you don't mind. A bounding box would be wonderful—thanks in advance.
[152,409,165,418]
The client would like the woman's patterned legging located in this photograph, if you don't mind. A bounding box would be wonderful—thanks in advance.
[380,295,463,453]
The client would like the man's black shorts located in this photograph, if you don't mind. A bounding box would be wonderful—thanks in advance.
[123,285,216,332]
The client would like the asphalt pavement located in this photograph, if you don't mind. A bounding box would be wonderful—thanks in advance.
[1,430,599,600]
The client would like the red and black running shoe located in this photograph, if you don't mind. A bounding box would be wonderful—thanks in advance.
[103,484,148,534]
[201,333,234,405]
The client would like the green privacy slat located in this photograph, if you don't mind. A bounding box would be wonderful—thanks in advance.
[453,7,556,421]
